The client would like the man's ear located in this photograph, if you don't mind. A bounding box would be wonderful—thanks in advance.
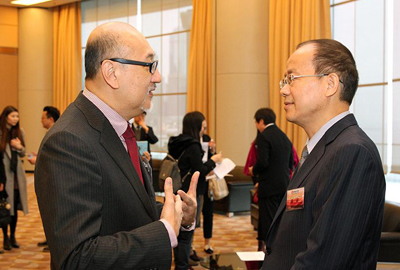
[101,60,119,89]
[326,73,340,97]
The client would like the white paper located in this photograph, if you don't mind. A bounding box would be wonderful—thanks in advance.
[236,251,265,261]
[201,142,209,162]
[213,158,236,179]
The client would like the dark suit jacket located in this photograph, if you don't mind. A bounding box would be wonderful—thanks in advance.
[253,124,293,198]
[134,125,158,154]
[262,114,386,270]
[35,93,171,270]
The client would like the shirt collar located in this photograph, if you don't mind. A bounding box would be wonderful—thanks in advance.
[83,88,128,138]
[306,111,350,154]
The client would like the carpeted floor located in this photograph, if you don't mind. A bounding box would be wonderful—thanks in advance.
[0,174,258,269]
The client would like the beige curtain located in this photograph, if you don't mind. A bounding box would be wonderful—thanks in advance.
[269,0,331,153]
[53,3,82,113]
[187,0,213,132]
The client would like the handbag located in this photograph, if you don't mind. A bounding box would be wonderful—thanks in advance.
[0,197,11,227]
[208,177,229,201]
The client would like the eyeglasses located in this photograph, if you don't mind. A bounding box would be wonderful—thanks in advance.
[279,74,329,89]
[102,58,159,74]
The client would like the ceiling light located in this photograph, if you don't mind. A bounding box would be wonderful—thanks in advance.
[11,0,52,5]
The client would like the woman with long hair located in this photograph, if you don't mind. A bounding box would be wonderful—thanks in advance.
[0,106,29,251]
[168,111,222,270]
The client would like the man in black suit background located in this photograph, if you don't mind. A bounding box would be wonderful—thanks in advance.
[262,39,385,269]
[133,111,158,164]
[133,112,158,146]
[249,108,293,252]
[35,22,198,270]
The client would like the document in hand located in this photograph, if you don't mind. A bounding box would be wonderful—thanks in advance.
[136,141,148,156]
[213,158,236,179]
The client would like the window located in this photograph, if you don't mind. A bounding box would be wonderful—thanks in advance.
[81,0,192,153]
[331,0,400,201]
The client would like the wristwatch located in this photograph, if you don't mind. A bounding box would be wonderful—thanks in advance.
[182,223,192,230]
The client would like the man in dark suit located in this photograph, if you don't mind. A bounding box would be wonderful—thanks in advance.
[35,22,198,270]
[262,39,385,269]
[133,111,158,163]
[133,112,158,146]
[249,108,293,252]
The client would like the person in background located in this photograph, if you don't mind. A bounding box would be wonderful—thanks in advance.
[190,120,217,264]
[27,106,60,251]
[133,112,158,148]
[249,108,293,252]
[35,22,198,269]
[27,106,60,165]
[262,39,385,269]
[0,106,29,251]
[0,150,7,254]
[168,111,222,270]
[133,111,158,167]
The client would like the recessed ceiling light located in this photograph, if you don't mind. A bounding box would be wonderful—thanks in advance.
[11,0,52,6]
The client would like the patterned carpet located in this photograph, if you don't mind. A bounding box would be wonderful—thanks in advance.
[0,174,258,269]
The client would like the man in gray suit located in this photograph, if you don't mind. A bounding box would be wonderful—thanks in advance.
[35,22,198,270]
[262,39,385,269]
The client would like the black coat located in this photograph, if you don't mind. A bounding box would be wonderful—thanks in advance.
[253,124,293,198]
[0,151,7,198]
[168,134,215,195]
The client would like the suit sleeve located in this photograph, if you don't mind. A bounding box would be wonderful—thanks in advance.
[142,126,158,144]
[291,144,385,270]
[252,133,271,178]
[35,131,171,270]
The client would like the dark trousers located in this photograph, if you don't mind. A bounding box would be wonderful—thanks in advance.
[257,195,283,241]
[2,189,20,239]
[195,187,214,239]
[173,230,194,270]
[202,185,214,239]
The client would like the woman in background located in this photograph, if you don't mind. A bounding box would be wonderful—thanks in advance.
[0,106,29,251]
[168,111,222,270]
[0,150,7,254]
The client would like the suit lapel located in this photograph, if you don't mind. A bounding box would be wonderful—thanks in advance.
[268,114,358,235]
[75,92,158,221]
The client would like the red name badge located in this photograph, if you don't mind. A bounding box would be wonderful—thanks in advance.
[286,187,305,211]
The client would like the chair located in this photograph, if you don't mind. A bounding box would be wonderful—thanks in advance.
[378,201,400,263]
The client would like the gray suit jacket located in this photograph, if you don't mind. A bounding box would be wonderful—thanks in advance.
[35,93,171,270]
[262,114,386,270]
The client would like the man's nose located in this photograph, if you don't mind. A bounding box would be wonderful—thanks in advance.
[280,84,290,97]
[152,69,162,83]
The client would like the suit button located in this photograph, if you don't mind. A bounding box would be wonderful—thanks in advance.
[266,248,271,255]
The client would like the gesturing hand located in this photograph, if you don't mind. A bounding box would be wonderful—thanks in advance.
[177,171,199,227]
[10,138,23,151]
[160,177,183,236]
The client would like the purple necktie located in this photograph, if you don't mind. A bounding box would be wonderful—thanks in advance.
[122,124,144,185]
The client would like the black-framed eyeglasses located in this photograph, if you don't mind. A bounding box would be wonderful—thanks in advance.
[101,58,159,74]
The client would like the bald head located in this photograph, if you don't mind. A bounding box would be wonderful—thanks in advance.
[85,22,146,80]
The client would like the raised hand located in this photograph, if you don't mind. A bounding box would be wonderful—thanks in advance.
[160,177,183,236]
[10,138,23,151]
[177,171,199,227]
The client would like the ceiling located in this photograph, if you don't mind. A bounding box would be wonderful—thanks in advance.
[0,0,81,8]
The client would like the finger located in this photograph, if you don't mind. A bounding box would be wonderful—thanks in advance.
[175,194,183,219]
[175,194,182,209]
[187,171,199,196]
[177,190,193,206]
[163,177,174,204]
